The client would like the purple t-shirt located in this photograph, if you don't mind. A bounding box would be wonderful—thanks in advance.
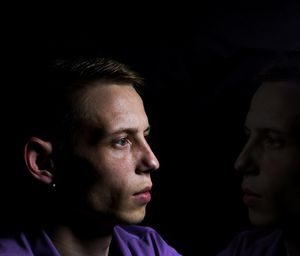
[0,225,182,256]
[216,229,286,256]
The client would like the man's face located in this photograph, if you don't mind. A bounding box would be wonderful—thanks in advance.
[57,83,160,226]
[234,81,300,227]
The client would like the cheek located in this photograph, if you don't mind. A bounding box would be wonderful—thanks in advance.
[99,149,136,176]
[264,152,300,178]
[262,156,300,201]
[86,170,130,206]
[93,156,134,190]
[285,160,300,207]
[83,148,136,193]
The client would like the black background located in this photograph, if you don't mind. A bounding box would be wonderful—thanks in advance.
[2,2,300,255]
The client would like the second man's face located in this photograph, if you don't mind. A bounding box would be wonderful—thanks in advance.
[234,81,300,227]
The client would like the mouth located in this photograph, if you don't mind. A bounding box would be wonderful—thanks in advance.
[133,186,152,204]
[243,188,261,197]
[135,186,152,194]
[242,187,262,207]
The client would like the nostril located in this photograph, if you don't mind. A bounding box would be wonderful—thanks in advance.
[234,155,259,176]
[143,157,159,173]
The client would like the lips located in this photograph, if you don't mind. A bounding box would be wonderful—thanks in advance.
[242,187,262,207]
[134,186,152,195]
[243,188,261,197]
[133,186,152,204]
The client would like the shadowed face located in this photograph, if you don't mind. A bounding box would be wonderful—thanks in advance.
[56,83,160,227]
[234,81,300,227]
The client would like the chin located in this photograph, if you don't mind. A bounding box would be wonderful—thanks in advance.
[118,209,146,225]
[249,209,279,228]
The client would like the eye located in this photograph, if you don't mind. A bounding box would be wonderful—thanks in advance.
[264,134,284,149]
[115,137,131,147]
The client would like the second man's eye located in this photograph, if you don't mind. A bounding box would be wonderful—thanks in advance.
[264,135,284,149]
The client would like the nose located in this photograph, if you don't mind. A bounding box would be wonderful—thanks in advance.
[138,142,160,173]
[234,138,259,176]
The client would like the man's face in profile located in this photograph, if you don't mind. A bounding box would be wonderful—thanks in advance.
[234,81,300,227]
[55,83,159,227]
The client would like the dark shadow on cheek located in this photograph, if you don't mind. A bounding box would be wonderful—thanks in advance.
[52,152,101,207]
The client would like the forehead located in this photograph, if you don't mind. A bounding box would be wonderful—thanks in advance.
[74,82,147,129]
[247,81,300,131]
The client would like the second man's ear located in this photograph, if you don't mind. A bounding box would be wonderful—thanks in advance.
[24,137,54,184]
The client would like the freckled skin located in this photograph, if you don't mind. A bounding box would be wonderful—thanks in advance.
[59,84,160,227]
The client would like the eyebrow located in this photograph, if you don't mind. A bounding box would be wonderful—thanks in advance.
[244,125,289,135]
[110,125,151,136]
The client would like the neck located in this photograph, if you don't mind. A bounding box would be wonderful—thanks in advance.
[48,224,114,256]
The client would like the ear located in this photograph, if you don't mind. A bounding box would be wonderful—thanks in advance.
[24,137,54,184]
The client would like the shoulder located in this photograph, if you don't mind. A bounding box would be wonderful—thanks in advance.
[113,225,182,256]
[0,229,59,256]
[216,229,283,256]
[0,231,34,255]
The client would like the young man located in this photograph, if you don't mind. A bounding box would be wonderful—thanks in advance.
[0,57,181,255]
[217,53,300,256]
